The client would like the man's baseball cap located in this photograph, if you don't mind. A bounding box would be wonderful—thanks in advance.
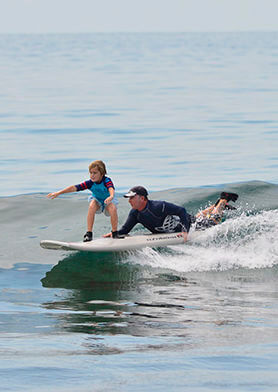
[124,186,148,198]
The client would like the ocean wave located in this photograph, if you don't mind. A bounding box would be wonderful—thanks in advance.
[131,209,278,273]
[1,181,278,273]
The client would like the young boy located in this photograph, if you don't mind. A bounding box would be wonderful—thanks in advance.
[47,160,122,241]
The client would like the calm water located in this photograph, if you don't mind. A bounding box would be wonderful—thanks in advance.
[1,32,278,196]
[0,33,278,391]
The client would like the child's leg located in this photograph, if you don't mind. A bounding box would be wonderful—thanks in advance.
[105,203,118,232]
[87,200,100,231]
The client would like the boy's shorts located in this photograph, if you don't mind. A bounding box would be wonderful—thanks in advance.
[88,196,118,217]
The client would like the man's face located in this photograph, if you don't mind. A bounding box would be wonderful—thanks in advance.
[128,194,145,210]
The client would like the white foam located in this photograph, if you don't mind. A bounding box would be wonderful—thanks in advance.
[128,210,278,273]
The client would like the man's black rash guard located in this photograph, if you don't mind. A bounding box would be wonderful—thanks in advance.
[118,200,191,235]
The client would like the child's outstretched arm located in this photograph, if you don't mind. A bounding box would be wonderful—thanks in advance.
[47,185,77,199]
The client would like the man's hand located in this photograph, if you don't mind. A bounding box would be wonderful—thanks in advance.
[182,232,188,242]
[103,232,112,238]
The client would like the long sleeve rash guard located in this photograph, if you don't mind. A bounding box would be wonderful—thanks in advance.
[118,200,191,235]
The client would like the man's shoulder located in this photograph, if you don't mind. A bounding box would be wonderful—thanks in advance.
[129,208,139,216]
[125,208,139,222]
[149,199,185,212]
[147,199,165,210]
[148,199,163,206]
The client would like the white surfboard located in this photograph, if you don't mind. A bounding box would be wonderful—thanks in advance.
[40,232,186,252]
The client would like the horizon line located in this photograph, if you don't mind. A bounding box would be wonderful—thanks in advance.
[1,29,278,35]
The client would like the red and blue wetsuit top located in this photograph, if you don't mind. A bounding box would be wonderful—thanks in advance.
[75,176,115,204]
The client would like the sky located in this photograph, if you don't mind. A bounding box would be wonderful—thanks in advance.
[0,0,277,34]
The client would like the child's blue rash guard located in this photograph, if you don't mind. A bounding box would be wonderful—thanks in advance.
[75,176,117,205]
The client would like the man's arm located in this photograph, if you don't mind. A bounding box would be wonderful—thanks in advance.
[118,210,139,235]
[103,209,139,238]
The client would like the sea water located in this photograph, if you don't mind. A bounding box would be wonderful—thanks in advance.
[0,33,278,391]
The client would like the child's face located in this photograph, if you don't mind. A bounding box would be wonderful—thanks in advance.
[89,167,103,182]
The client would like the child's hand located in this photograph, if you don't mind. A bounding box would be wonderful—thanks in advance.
[104,196,112,204]
[47,192,59,199]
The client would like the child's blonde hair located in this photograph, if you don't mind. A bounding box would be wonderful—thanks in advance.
[89,160,107,176]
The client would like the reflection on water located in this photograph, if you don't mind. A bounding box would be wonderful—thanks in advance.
[1,258,277,392]
[41,250,191,338]
[41,254,278,350]
[41,250,143,289]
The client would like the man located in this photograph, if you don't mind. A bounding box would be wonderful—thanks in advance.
[104,186,191,242]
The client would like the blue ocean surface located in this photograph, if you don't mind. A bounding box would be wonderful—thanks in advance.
[0,33,278,391]
[1,32,278,195]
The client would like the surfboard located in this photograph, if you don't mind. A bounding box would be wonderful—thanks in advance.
[40,232,186,252]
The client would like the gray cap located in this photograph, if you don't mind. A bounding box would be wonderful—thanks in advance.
[124,186,148,198]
